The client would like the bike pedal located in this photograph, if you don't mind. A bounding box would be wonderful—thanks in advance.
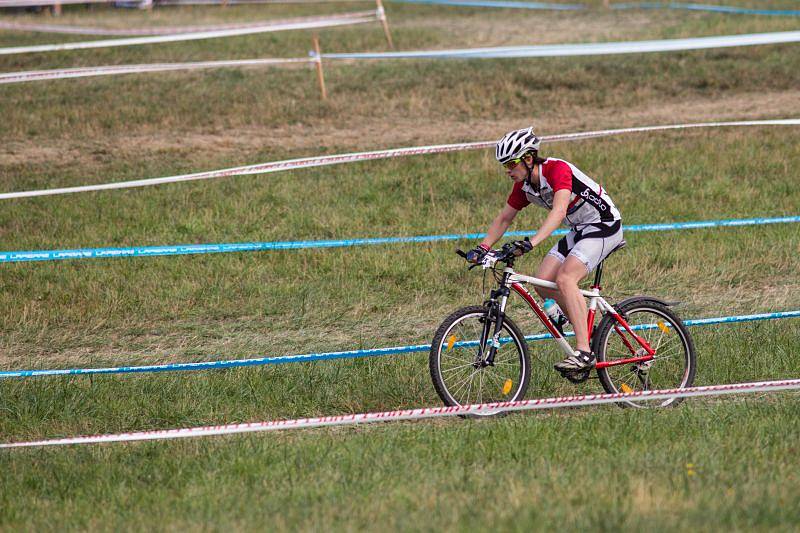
[559,369,591,384]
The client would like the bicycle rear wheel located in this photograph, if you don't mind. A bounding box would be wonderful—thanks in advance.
[429,305,530,416]
[593,299,696,408]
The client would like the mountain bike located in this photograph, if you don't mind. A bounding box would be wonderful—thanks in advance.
[429,240,696,413]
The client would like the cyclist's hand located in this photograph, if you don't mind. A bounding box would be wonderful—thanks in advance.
[511,237,533,257]
[465,244,491,264]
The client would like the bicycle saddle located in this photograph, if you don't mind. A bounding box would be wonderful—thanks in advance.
[605,239,627,259]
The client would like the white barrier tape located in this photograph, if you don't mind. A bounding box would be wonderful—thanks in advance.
[0,56,315,83]
[3,29,798,82]
[613,2,800,17]
[321,30,800,60]
[0,57,312,84]
[0,11,377,55]
[159,0,368,4]
[0,0,360,5]
[3,29,799,82]
[0,11,378,36]
[0,0,112,6]
[2,378,798,448]
[390,0,584,10]
[1,119,798,201]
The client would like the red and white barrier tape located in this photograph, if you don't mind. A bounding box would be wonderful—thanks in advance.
[2,378,798,448]
[1,119,798,201]
[0,11,378,36]
[0,11,377,55]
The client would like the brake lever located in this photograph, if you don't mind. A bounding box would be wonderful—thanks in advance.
[457,248,482,269]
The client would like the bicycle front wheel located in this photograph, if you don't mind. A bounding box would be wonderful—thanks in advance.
[593,299,696,408]
[429,306,530,416]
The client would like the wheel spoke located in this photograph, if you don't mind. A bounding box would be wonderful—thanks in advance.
[441,362,477,373]
[596,305,694,408]
[450,367,479,401]
[432,310,529,409]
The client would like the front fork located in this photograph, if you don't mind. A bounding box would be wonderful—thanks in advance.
[478,280,511,367]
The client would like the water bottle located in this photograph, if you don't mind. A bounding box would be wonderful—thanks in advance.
[543,298,567,334]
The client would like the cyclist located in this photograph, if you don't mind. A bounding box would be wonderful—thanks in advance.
[465,126,623,375]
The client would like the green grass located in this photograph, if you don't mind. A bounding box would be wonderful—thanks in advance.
[2,127,798,366]
[1,1,799,530]
[1,323,799,530]
[1,126,798,530]
[4,400,800,531]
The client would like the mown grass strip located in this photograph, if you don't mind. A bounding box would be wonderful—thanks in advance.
[3,310,797,378]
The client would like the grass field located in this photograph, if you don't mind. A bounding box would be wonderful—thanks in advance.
[1,0,799,530]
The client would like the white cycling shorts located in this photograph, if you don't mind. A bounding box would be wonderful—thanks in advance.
[546,220,624,273]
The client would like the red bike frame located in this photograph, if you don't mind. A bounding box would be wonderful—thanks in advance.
[506,274,656,369]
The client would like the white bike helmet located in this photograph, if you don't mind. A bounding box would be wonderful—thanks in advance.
[495,127,541,164]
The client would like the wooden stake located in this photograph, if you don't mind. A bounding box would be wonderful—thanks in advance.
[375,0,394,50]
[312,35,327,101]
[51,1,62,16]
[603,0,610,7]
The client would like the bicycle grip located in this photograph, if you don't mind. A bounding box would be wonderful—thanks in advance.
[455,249,467,259]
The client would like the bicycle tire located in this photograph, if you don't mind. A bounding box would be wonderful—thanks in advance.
[592,298,697,408]
[429,305,531,416]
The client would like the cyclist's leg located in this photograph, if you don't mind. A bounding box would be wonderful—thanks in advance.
[557,221,624,353]
[535,232,574,301]
[533,255,562,301]
[555,257,591,352]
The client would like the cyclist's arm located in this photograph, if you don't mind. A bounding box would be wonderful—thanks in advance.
[480,204,519,248]
[528,189,570,247]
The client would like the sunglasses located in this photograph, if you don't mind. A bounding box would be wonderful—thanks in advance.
[502,157,524,170]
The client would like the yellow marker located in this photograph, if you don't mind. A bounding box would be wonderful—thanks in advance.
[657,321,669,333]
[620,383,633,393]
[502,379,513,395]
[446,335,456,351]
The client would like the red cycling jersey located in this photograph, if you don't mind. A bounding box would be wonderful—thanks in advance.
[507,158,621,228]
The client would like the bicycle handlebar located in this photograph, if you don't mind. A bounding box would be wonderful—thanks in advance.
[456,242,519,269]
[455,249,480,270]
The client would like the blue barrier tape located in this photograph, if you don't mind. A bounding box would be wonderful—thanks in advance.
[388,0,585,10]
[1,215,797,264]
[612,3,800,17]
[2,310,798,379]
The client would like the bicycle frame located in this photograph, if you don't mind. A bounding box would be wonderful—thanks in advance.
[490,266,656,370]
